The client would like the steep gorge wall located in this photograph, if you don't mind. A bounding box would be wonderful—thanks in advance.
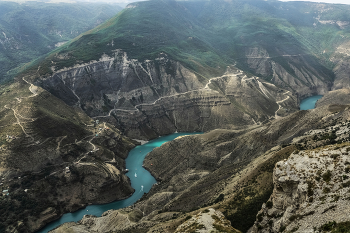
[0,80,137,233]
[34,51,299,139]
[49,95,350,233]
[250,143,350,233]
[245,47,333,99]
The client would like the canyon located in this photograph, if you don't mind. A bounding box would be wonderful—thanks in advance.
[1,0,350,232]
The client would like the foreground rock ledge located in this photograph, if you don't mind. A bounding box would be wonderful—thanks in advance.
[250,143,350,233]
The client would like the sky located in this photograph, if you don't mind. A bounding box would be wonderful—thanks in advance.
[279,0,350,4]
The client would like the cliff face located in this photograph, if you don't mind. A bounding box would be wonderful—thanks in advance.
[316,88,350,108]
[34,52,299,139]
[331,41,350,91]
[36,52,204,113]
[250,111,350,233]
[0,79,136,233]
[250,143,350,233]
[245,47,333,98]
[174,208,240,233]
[50,93,350,233]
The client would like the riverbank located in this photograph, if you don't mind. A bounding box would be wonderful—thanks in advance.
[37,132,201,233]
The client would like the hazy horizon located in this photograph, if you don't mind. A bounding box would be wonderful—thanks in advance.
[279,0,350,5]
[1,0,350,5]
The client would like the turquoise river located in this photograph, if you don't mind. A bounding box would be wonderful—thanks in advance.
[299,95,323,110]
[37,132,201,233]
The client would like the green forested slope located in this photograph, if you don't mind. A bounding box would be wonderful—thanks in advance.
[0,1,122,83]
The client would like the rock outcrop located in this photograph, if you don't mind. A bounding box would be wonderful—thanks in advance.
[316,88,350,108]
[51,92,350,233]
[245,47,333,98]
[0,79,136,232]
[52,208,240,233]
[174,208,240,233]
[32,52,299,139]
[250,115,350,232]
[331,41,350,91]
[250,143,350,233]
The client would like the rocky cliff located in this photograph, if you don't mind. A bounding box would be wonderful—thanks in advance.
[250,105,350,232]
[331,41,350,91]
[0,79,136,232]
[50,90,350,233]
[32,51,299,139]
[316,88,350,108]
[14,0,350,144]
[245,47,333,98]
[250,142,350,233]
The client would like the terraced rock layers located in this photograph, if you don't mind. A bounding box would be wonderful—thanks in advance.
[33,52,299,139]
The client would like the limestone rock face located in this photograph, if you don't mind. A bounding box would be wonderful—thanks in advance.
[250,143,350,233]
[34,52,299,139]
[316,88,350,108]
[36,51,204,115]
[0,80,136,233]
[50,99,350,233]
[174,208,240,233]
[331,41,350,91]
[245,46,333,98]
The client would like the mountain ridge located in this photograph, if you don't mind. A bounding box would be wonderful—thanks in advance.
[2,0,350,232]
[0,1,122,83]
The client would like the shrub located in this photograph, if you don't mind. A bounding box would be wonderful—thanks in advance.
[332,196,340,202]
[323,187,331,193]
[266,201,273,209]
[279,225,286,232]
[331,154,340,159]
[323,170,332,183]
[307,181,314,197]
[345,166,350,173]
[342,181,350,188]
[214,194,225,204]
[334,221,350,233]
[320,221,336,231]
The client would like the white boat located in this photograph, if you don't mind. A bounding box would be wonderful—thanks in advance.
[135,173,137,177]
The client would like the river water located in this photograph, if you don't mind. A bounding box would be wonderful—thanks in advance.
[299,95,323,110]
[37,132,201,233]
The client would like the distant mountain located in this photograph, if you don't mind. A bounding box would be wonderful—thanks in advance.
[19,0,350,138]
[25,0,350,89]
[0,1,122,83]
